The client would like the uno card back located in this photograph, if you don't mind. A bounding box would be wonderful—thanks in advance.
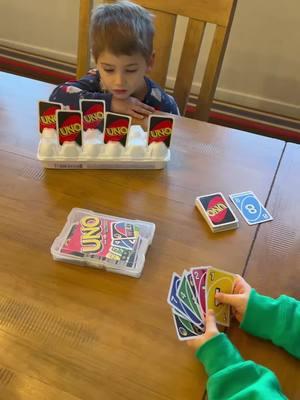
[148,115,174,147]
[196,193,238,227]
[80,99,106,132]
[104,112,131,146]
[57,110,82,146]
[39,101,62,133]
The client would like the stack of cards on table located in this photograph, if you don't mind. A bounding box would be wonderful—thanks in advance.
[167,267,236,341]
[50,208,155,278]
[195,192,239,232]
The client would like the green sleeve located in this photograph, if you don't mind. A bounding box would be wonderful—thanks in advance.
[196,333,287,400]
[241,289,300,358]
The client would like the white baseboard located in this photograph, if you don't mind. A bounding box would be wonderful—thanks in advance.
[0,39,76,64]
[166,77,300,119]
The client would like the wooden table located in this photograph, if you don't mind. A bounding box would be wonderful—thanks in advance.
[0,72,293,399]
[229,142,300,400]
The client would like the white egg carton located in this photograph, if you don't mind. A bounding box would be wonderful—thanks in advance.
[37,125,170,169]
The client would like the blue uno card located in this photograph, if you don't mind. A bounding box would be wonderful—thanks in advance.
[230,191,273,225]
[167,273,204,328]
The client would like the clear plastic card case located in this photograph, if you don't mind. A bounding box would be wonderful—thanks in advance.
[51,208,156,278]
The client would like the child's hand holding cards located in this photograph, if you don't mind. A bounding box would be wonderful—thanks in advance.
[205,267,235,326]
[167,266,236,341]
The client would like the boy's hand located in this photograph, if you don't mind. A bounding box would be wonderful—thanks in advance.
[215,275,251,322]
[187,310,219,350]
[111,96,155,119]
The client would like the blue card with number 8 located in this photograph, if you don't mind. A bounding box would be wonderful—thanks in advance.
[229,191,273,225]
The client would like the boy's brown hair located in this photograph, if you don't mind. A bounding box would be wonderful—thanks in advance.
[90,1,155,63]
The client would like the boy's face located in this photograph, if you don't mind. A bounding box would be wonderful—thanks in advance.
[97,51,153,100]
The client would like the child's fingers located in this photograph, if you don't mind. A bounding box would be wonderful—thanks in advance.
[233,275,243,289]
[215,292,242,307]
[132,99,155,112]
[205,310,217,332]
[234,277,251,295]
[133,106,153,115]
[234,281,244,294]
[130,110,145,119]
[141,104,155,112]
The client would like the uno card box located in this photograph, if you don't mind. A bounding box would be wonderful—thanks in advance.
[37,100,174,169]
[50,208,156,278]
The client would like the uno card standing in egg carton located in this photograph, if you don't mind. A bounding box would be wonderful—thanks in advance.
[80,99,106,133]
[103,112,132,147]
[147,115,174,147]
[56,110,83,146]
[38,101,62,134]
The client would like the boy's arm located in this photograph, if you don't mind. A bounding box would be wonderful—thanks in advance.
[197,333,287,400]
[49,71,112,110]
[145,78,180,115]
[241,290,300,358]
[161,94,180,115]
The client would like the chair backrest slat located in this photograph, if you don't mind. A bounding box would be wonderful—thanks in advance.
[76,0,92,79]
[133,0,235,27]
[173,19,206,114]
[149,10,177,88]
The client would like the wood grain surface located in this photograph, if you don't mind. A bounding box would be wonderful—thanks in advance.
[0,72,289,400]
[229,142,300,400]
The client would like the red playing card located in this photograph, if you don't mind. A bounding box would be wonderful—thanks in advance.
[80,99,106,132]
[103,112,131,147]
[39,101,62,133]
[147,115,174,147]
[57,110,82,146]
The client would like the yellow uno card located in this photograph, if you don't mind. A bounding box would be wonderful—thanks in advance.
[206,268,235,326]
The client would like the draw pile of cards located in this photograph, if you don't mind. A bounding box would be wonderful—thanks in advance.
[195,193,239,232]
[37,100,174,169]
[51,208,155,278]
[167,267,235,341]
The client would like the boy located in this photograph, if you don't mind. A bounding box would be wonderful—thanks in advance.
[49,1,179,118]
[188,275,299,399]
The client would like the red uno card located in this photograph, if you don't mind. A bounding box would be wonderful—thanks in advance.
[57,110,82,146]
[148,115,174,147]
[103,112,131,146]
[80,99,106,132]
[191,267,208,318]
[38,101,62,133]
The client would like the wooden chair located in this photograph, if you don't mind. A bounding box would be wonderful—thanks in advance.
[76,0,237,121]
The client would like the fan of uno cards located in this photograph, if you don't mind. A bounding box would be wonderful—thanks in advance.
[167,267,236,340]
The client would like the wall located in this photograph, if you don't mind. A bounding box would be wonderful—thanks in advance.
[1,0,299,118]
